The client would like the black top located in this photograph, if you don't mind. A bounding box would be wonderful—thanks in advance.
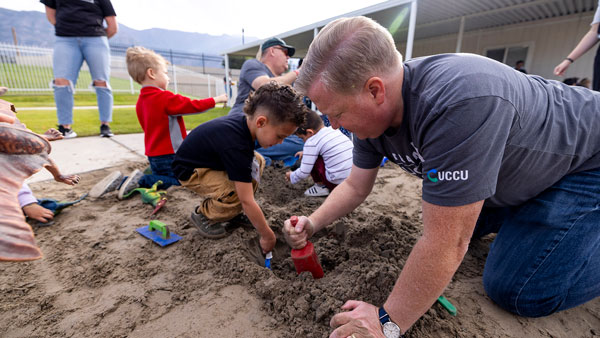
[40,0,116,37]
[172,114,255,183]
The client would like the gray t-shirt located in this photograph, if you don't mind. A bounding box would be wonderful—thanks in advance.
[229,59,274,116]
[354,53,600,207]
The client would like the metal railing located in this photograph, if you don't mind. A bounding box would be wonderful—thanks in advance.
[0,42,233,100]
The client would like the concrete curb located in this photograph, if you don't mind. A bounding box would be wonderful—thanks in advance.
[27,133,146,183]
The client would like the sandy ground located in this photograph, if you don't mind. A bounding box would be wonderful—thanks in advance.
[1,162,599,337]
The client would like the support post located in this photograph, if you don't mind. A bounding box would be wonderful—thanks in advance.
[405,0,418,60]
[456,16,465,53]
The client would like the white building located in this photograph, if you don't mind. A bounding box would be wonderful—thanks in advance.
[222,0,597,83]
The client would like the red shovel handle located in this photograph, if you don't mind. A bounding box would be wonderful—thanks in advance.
[290,215,298,227]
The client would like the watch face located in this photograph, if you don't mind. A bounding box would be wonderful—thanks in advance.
[383,321,402,338]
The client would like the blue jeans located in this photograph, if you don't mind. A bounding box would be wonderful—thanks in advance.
[256,134,304,166]
[473,168,600,317]
[138,154,181,189]
[52,36,113,125]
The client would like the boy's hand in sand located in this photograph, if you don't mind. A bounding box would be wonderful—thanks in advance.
[285,171,292,182]
[329,300,384,338]
[259,229,276,253]
[283,215,314,249]
[55,174,80,186]
[22,203,54,223]
[213,94,228,104]
[43,128,63,141]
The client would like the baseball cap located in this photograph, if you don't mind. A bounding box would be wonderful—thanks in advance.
[261,37,295,57]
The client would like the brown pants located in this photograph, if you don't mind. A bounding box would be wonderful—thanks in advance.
[179,152,265,222]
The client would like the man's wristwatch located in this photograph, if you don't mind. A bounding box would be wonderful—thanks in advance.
[379,306,403,338]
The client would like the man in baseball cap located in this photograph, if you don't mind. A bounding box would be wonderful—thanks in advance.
[229,37,303,167]
[261,37,296,57]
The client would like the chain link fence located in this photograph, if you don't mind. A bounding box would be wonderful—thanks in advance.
[0,42,235,100]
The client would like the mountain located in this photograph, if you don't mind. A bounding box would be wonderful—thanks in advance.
[0,7,254,61]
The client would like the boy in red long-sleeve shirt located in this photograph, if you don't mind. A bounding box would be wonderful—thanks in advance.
[89,46,227,199]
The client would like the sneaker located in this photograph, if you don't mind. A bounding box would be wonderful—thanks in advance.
[89,170,123,198]
[190,208,229,239]
[304,184,330,197]
[100,124,114,137]
[58,125,77,139]
[117,169,143,200]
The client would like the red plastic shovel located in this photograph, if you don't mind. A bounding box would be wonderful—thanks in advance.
[290,216,324,279]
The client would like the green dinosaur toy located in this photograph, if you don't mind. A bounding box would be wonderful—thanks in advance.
[122,180,167,215]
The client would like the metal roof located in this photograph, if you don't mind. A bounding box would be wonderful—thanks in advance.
[221,0,597,57]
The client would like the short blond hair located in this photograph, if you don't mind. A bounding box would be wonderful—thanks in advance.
[296,16,402,95]
[126,46,167,84]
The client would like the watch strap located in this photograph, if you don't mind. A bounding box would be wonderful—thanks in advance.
[379,306,391,325]
[379,307,403,337]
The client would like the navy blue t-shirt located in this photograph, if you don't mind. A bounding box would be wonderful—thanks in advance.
[172,114,255,183]
[40,0,116,37]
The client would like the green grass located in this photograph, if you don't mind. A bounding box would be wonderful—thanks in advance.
[17,106,230,137]
[7,93,140,107]
[6,93,215,107]
[1,63,140,92]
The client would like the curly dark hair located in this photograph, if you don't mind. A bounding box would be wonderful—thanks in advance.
[295,109,323,135]
[243,81,308,126]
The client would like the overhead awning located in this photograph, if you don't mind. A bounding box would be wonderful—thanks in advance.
[221,0,596,58]
[221,0,415,58]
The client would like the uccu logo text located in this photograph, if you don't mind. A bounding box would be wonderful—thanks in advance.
[426,169,469,183]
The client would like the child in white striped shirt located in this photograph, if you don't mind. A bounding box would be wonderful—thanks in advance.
[285,110,353,196]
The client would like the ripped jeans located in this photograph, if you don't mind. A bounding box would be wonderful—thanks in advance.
[52,36,113,125]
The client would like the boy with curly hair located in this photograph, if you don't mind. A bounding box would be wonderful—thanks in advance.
[172,82,308,253]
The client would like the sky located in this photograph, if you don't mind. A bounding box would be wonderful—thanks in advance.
[1,0,386,40]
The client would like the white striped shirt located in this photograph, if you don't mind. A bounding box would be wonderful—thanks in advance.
[290,126,353,185]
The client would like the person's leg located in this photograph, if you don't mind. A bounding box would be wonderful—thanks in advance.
[52,37,84,132]
[256,134,304,164]
[309,156,337,191]
[480,169,600,317]
[593,47,600,91]
[138,154,181,189]
[181,152,265,221]
[181,168,241,222]
[81,36,113,130]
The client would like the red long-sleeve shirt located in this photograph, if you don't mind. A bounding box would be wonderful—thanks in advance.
[136,86,216,157]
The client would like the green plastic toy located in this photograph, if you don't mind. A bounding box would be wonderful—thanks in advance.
[122,180,167,215]
[136,220,181,246]
[148,220,170,239]
[437,296,457,316]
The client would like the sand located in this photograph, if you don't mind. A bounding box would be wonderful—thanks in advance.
[1,162,599,337]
